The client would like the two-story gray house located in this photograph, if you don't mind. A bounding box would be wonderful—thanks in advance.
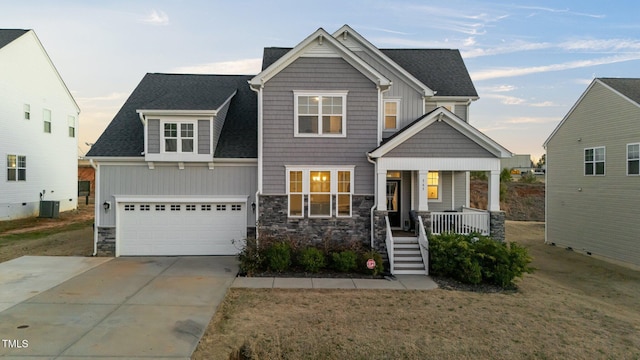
[87,26,511,274]
[544,78,640,268]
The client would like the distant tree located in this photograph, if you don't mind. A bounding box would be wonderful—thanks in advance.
[536,154,546,169]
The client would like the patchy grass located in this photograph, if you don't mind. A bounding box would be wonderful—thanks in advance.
[193,221,640,360]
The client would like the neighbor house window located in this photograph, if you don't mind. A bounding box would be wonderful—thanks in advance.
[43,109,51,133]
[585,147,605,176]
[163,122,195,153]
[24,104,30,120]
[384,100,399,130]
[427,171,439,200]
[288,170,303,217]
[7,155,26,181]
[68,116,75,137]
[628,143,640,175]
[294,91,347,137]
[286,168,354,218]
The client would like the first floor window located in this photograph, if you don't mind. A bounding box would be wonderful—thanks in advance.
[427,171,439,200]
[628,143,639,175]
[24,104,30,120]
[287,168,354,218]
[68,116,76,137]
[7,155,26,181]
[585,147,605,176]
[43,109,51,133]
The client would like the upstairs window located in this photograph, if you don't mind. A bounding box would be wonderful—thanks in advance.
[24,104,30,120]
[43,109,51,133]
[585,147,605,176]
[7,155,26,181]
[68,116,76,137]
[628,143,639,175]
[163,122,195,153]
[384,100,399,130]
[294,91,347,137]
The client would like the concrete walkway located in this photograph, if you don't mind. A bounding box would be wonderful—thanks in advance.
[233,274,438,290]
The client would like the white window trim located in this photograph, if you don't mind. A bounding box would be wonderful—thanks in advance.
[286,170,304,218]
[383,99,400,130]
[7,154,26,182]
[43,109,51,133]
[161,120,198,154]
[427,171,442,202]
[336,170,353,217]
[285,166,355,218]
[627,143,640,176]
[584,146,606,176]
[293,90,348,138]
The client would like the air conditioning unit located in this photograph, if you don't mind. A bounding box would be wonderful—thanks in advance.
[39,200,60,218]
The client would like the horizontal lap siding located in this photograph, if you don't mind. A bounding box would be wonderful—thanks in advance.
[385,121,494,158]
[546,81,640,266]
[262,57,377,194]
[99,164,257,227]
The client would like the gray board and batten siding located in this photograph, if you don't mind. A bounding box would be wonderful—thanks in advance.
[98,164,257,227]
[261,57,378,195]
[546,80,640,266]
[383,121,495,158]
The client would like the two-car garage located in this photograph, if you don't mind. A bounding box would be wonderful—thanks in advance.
[115,197,247,256]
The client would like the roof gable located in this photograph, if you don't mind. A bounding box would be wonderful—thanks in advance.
[0,29,28,49]
[250,28,391,90]
[544,78,640,147]
[369,107,511,158]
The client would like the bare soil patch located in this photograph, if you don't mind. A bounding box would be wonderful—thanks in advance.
[0,201,94,263]
[193,221,640,360]
[471,180,545,221]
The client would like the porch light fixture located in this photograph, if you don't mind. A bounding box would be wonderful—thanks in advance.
[251,202,256,213]
[103,201,111,211]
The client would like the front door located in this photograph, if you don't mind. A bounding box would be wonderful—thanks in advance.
[386,180,401,227]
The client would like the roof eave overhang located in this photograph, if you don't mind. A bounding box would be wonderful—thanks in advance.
[136,109,219,117]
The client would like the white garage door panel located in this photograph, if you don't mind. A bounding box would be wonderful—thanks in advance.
[118,202,246,256]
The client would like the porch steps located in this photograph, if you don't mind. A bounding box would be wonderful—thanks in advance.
[393,237,426,275]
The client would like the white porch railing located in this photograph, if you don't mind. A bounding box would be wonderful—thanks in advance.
[384,216,394,272]
[416,216,430,275]
[430,208,490,235]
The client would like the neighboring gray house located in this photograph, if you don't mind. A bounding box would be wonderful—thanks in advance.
[501,154,533,175]
[87,26,511,274]
[544,78,640,267]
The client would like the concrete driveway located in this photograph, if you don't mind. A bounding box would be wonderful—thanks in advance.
[0,255,238,359]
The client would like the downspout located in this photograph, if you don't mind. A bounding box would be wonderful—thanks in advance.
[89,159,98,256]
[367,154,377,248]
[249,82,263,240]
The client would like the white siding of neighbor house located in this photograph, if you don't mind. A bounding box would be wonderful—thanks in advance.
[97,163,257,227]
[0,31,79,220]
[546,81,640,267]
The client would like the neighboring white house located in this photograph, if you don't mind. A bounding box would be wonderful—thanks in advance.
[544,78,640,267]
[501,154,533,175]
[0,29,80,220]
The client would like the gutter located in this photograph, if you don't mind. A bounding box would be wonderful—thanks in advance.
[89,159,98,256]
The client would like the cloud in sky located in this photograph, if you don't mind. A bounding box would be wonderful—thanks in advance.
[504,116,559,124]
[140,10,169,25]
[517,6,605,19]
[171,58,262,75]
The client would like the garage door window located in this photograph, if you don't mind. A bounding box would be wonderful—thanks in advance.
[186,204,196,211]
[232,204,242,211]
[156,205,165,211]
[171,205,181,211]
[124,205,135,211]
[201,204,211,211]
[217,204,226,211]
[140,205,150,211]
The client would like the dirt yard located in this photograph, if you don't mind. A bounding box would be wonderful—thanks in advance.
[192,221,640,360]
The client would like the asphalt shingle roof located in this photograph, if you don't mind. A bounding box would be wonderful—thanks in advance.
[0,29,28,49]
[87,73,256,158]
[599,78,640,105]
[261,47,478,97]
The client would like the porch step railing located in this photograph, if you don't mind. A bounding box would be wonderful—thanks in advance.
[431,209,490,235]
[384,216,394,272]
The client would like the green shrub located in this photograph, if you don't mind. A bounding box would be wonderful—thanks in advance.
[500,168,512,183]
[331,250,358,272]
[519,172,538,183]
[429,233,534,288]
[238,237,263,276]
[298,247,326,272]
[265,241,292,272]
[470,171,488,180]
[359,250,384,276]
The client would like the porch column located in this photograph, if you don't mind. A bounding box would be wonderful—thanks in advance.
[417,170,429,211]
[488,170,500,211]
[377,170,387,210]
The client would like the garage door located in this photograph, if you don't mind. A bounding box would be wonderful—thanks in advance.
[117,200,247,256]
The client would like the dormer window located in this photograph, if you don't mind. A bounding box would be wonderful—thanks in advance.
[294,90,347,137]
[163,122,195,153]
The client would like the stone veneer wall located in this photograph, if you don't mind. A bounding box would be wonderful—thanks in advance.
[259,195,373,245]
[96,226,115,256]
[489,211,506,242]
